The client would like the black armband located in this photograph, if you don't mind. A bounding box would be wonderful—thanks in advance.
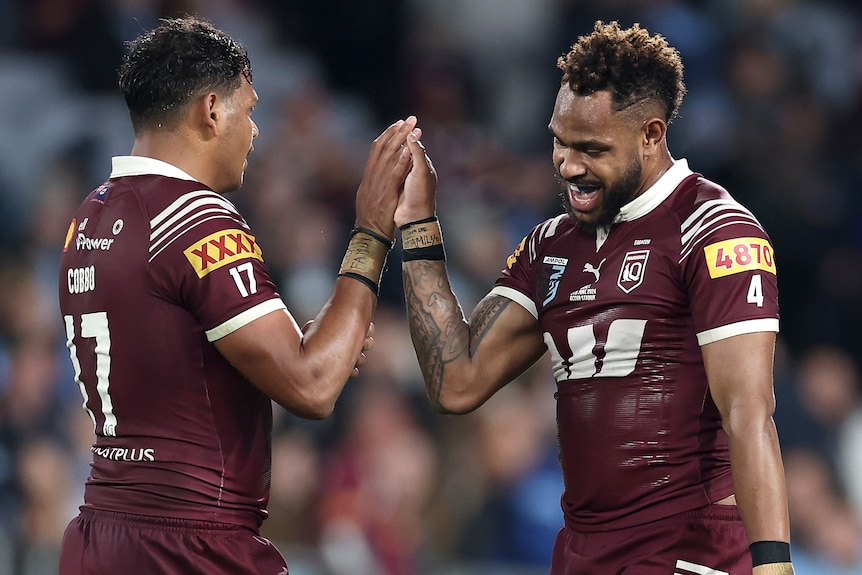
[351,226,395,249]
[338,272,379,294]
[398,215,438,230]
[750,541,791,567]
[402,244,446,262]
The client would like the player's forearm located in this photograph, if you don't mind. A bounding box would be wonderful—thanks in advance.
[402,258,471,413]
[725,415,791,545]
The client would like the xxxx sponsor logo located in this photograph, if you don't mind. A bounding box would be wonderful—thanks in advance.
[184,229,263,278]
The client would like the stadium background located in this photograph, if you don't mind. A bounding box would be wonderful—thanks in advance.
[0,0,861,573]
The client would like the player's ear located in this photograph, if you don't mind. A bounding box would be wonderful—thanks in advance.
[642,117,666,148]
[196,92,221,137]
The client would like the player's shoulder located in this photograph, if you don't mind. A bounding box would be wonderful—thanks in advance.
[142,179,250,264]
[672,174,771,263]
[672,174,760,229]
[507,213,574,267]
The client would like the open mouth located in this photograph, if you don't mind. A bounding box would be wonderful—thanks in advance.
[568,183,600,208]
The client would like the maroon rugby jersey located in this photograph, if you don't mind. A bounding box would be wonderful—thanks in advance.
[59,156,287,529]
[493,159,779,531]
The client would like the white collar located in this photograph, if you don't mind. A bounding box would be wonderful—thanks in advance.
[615,158,693,223]
[110,156,198,182]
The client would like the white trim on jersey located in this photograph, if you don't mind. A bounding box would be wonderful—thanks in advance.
[674,558,729,575]
[489,285,538,319]
[616,158,693,222]
[696,317,779,346]
[205,298,288,341]
[111,156,198,181]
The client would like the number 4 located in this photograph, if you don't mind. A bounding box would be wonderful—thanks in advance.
[747,274,764,307]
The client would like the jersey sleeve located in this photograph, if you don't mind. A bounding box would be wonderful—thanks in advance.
[491,215,569,319]
[679,192,779,345]
[147,189,286,341]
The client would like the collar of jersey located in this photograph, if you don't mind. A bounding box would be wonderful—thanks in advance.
[110,156,199,182]
[613,158,692,223]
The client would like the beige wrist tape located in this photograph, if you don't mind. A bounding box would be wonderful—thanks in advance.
[338,231,389,288]
[401,219,443,251]
[753,563,795,575]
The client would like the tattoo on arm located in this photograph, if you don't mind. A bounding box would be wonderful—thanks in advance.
[403,260,511,411]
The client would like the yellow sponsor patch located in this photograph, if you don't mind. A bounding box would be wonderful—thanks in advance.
[506,237,527,269]
[184,229,263,278]
[704,237,776,279]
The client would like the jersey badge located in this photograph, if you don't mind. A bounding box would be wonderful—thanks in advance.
[703,237,776,279]
[91,183,112,204]
[184,229,263,278]
[506,236,527,269]
[541,256,568,306]
[617,250,650,293]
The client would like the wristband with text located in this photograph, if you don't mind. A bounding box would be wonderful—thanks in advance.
[338,230,389,294]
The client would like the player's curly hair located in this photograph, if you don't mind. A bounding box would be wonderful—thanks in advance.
[558,21,686,123]
[119,15,252,131]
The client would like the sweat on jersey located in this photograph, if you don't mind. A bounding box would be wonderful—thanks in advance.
[492,159,779,532]
[59,156,287,529]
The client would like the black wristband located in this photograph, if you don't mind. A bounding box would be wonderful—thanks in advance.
[750,541,791,567]
[402,244,446,262]
[351,226,394,249]
[399,215,438,230]
[338,272,379,294]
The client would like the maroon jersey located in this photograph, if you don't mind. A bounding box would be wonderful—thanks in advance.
[493,160,779,531]
[59,156,287,529]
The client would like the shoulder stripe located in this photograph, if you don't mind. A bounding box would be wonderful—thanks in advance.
[149,192,249,260]
[679,200,764,262]
[148,213,243,263]
[531,214,566,263]
[151,190,236,228]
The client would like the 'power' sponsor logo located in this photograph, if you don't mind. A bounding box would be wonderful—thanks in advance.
[704,237,776,279]
[184,229,263,278]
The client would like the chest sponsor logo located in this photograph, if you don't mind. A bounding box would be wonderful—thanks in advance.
[184,229,263,278]
[617,250,650,293]
[542,256,568,306]
[704,237,776,279]
[76,234,115,251]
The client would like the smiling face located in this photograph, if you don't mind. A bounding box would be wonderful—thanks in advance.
[214,78,259,194]
[549,87,649,231]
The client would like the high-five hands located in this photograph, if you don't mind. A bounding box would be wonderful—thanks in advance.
[395,125,438,229]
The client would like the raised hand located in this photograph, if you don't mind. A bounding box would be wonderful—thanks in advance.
[354,116,418,242]
[395,129,438,229]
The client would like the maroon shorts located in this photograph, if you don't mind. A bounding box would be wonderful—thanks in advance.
[59,509,289,575]
[551,504,751,575]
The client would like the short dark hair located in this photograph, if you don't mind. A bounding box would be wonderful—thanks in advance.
[119,15,252,131]
[558,21,686,123]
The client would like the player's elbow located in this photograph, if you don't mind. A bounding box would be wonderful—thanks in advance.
[277,381,340,420]
[430,385,484,415]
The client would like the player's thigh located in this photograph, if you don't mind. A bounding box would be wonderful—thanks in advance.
[59,510,288,575]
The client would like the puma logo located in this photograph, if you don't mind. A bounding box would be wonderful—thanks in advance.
[583,258,606,282]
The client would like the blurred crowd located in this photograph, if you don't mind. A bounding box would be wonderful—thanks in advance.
[0,0,861,574]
